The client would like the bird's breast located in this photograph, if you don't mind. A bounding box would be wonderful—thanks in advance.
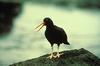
[45,29,62,44]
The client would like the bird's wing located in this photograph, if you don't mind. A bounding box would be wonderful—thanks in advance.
[54,25,69,44]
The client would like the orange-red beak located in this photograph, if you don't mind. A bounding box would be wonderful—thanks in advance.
[35,22,44,31]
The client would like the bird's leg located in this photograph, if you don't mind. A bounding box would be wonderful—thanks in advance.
[57,45,60,58]
[47,45,54,59]
[56,44,63,58]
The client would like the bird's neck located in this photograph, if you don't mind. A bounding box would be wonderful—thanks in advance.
[46,25,55,30]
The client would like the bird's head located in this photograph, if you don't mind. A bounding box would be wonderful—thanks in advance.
[35,17,54,31]
[43,17,54,26]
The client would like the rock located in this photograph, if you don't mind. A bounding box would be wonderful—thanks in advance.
[9,48,100,66]
[0,1,22,36]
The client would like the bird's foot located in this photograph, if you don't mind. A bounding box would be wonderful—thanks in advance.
[56,53,64,58]
[47,54,54,59]
[47,52,64,59]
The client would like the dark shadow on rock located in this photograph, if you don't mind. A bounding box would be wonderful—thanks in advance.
[9,48,100,66]
[0,1,22,36]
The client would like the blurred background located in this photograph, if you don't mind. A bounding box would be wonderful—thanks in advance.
[0,0,100,66]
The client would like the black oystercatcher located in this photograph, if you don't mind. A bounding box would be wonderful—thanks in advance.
[35,17,70,59]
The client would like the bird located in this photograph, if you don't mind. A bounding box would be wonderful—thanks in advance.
[35,17,70,59]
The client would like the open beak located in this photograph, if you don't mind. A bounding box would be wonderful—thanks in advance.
[35,22,44,31]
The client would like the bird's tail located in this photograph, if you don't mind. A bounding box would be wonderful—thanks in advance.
[65,42,70,45]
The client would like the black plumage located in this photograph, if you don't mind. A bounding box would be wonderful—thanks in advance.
[44,18,70,46]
